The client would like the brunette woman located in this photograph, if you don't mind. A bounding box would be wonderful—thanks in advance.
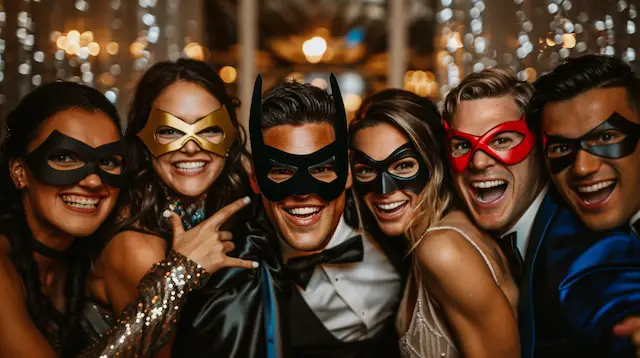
[349,89,520,358]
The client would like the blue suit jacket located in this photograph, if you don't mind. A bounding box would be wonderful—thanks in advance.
[519,190,640,358]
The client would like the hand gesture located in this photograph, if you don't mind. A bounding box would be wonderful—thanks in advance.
[164,196,259,273]
[614,316,640,358]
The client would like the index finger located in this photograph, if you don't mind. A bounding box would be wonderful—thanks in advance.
[204,196,251,229]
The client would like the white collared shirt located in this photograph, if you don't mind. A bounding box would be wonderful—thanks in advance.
[500,184,549,257]
[630,211,640,227]
[280,216,401,342]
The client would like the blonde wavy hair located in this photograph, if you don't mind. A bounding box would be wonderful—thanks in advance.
[349,89,456,253]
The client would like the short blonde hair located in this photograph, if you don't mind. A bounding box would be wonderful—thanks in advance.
[442,68,534,123]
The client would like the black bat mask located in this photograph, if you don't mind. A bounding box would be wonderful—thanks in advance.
[249,74,349,202]
[544,112,640,174]
[25,130,125,188]
[351,142,429,195]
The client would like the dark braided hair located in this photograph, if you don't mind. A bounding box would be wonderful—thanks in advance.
[0,81,122,355]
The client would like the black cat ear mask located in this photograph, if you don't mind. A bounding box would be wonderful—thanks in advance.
[248,74,349,202]
[25,130,125,188]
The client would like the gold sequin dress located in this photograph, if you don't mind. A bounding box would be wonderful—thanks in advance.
[76,248,210,357]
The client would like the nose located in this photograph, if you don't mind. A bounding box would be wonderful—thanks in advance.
[78,173,104,190]
[572,150,601,177]
[180,139,201,155]
[468,150,497,171]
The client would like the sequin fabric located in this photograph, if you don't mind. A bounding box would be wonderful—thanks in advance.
[77,249,210,357]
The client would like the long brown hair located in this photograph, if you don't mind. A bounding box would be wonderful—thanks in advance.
[350,89,456,252]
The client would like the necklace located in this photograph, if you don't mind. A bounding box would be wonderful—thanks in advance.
[167,195,207,230]
[159,183,207,230]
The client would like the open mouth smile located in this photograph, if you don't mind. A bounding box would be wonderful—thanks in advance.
[469,180,508,204]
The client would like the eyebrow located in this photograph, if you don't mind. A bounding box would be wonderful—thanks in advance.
[153,106,225,123]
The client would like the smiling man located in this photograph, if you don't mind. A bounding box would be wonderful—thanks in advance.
[250,75,403,358]
[522,54,640,358]
[442,68,546,286]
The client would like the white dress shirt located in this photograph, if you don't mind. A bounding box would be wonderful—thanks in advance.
[500,184,549,257]
[280,215,401,342]
[631,211,640,227]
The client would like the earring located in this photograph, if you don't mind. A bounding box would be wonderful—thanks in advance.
[147,184,153,193]
[16,182,24,189]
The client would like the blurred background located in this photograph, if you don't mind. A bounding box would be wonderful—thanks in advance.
[0,0,638,130]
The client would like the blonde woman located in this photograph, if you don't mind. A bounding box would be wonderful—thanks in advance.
[349,89,520,358]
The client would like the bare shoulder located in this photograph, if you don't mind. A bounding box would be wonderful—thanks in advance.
[0,235,27,311]
[0,235,11,257]
[99,230,168,271]
[415,211,497,283]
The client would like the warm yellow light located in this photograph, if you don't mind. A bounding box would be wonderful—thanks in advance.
[546,38,556,46]
[562,33,576,48]
[219,66,237,83]
[80,31,93,46]
[56,35,68,49]
[302,36,327,63]
[310,78,328,90]
[106,42,119,55]
[184,42,204,60]
[66,43,80,55]
[425,71,436,82]
[524,67,538,82]
[130,41,145,57]
[50,31,62,43]
[100,73,115,86]
[88,42,100,56]
[343,93,363,112]
[67,30,80,44]
[404,70,415,84]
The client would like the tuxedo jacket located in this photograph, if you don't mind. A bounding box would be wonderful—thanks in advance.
[285,194,407,358]
[171,199,288,358]
[171,193,407,358]
[519,189,640,358]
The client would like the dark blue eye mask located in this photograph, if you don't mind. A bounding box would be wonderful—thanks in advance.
[543,112,640,174]
[351,142,429,195]
[25,130,125,188]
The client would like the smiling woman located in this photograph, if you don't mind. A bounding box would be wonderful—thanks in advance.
[0,82,124,356]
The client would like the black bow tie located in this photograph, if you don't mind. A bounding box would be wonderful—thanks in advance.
[499,232,523,284]
[284,235,364,289]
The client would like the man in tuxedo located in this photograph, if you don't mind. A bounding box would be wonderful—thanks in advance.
[523,54,640,358]
[442,68,548,284]
[441,68,582,358]
[249,75,404,358]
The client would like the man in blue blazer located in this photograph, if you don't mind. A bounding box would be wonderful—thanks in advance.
[522,54,640,358]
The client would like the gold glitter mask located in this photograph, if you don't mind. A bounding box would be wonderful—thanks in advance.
[137,106,238,157]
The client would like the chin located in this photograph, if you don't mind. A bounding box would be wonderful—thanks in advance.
[170,180,213,197]
[282,231,329,251]
[57,222,102,238]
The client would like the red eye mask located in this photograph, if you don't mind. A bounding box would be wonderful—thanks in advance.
[444,116,536,173]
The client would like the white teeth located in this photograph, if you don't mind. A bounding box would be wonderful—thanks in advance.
[286,207,322,215]
[471,180,506,189]
[577,180,616,193]
[61,195,100,209]
[174,161,206,172]
[376,201,408,210]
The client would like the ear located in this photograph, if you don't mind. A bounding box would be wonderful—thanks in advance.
[8,158,27,189]
[249,163,261,194]
[345,149,353,190]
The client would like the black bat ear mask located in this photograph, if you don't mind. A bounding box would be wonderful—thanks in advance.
[249,74,349,202]
[25,130,125,188]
